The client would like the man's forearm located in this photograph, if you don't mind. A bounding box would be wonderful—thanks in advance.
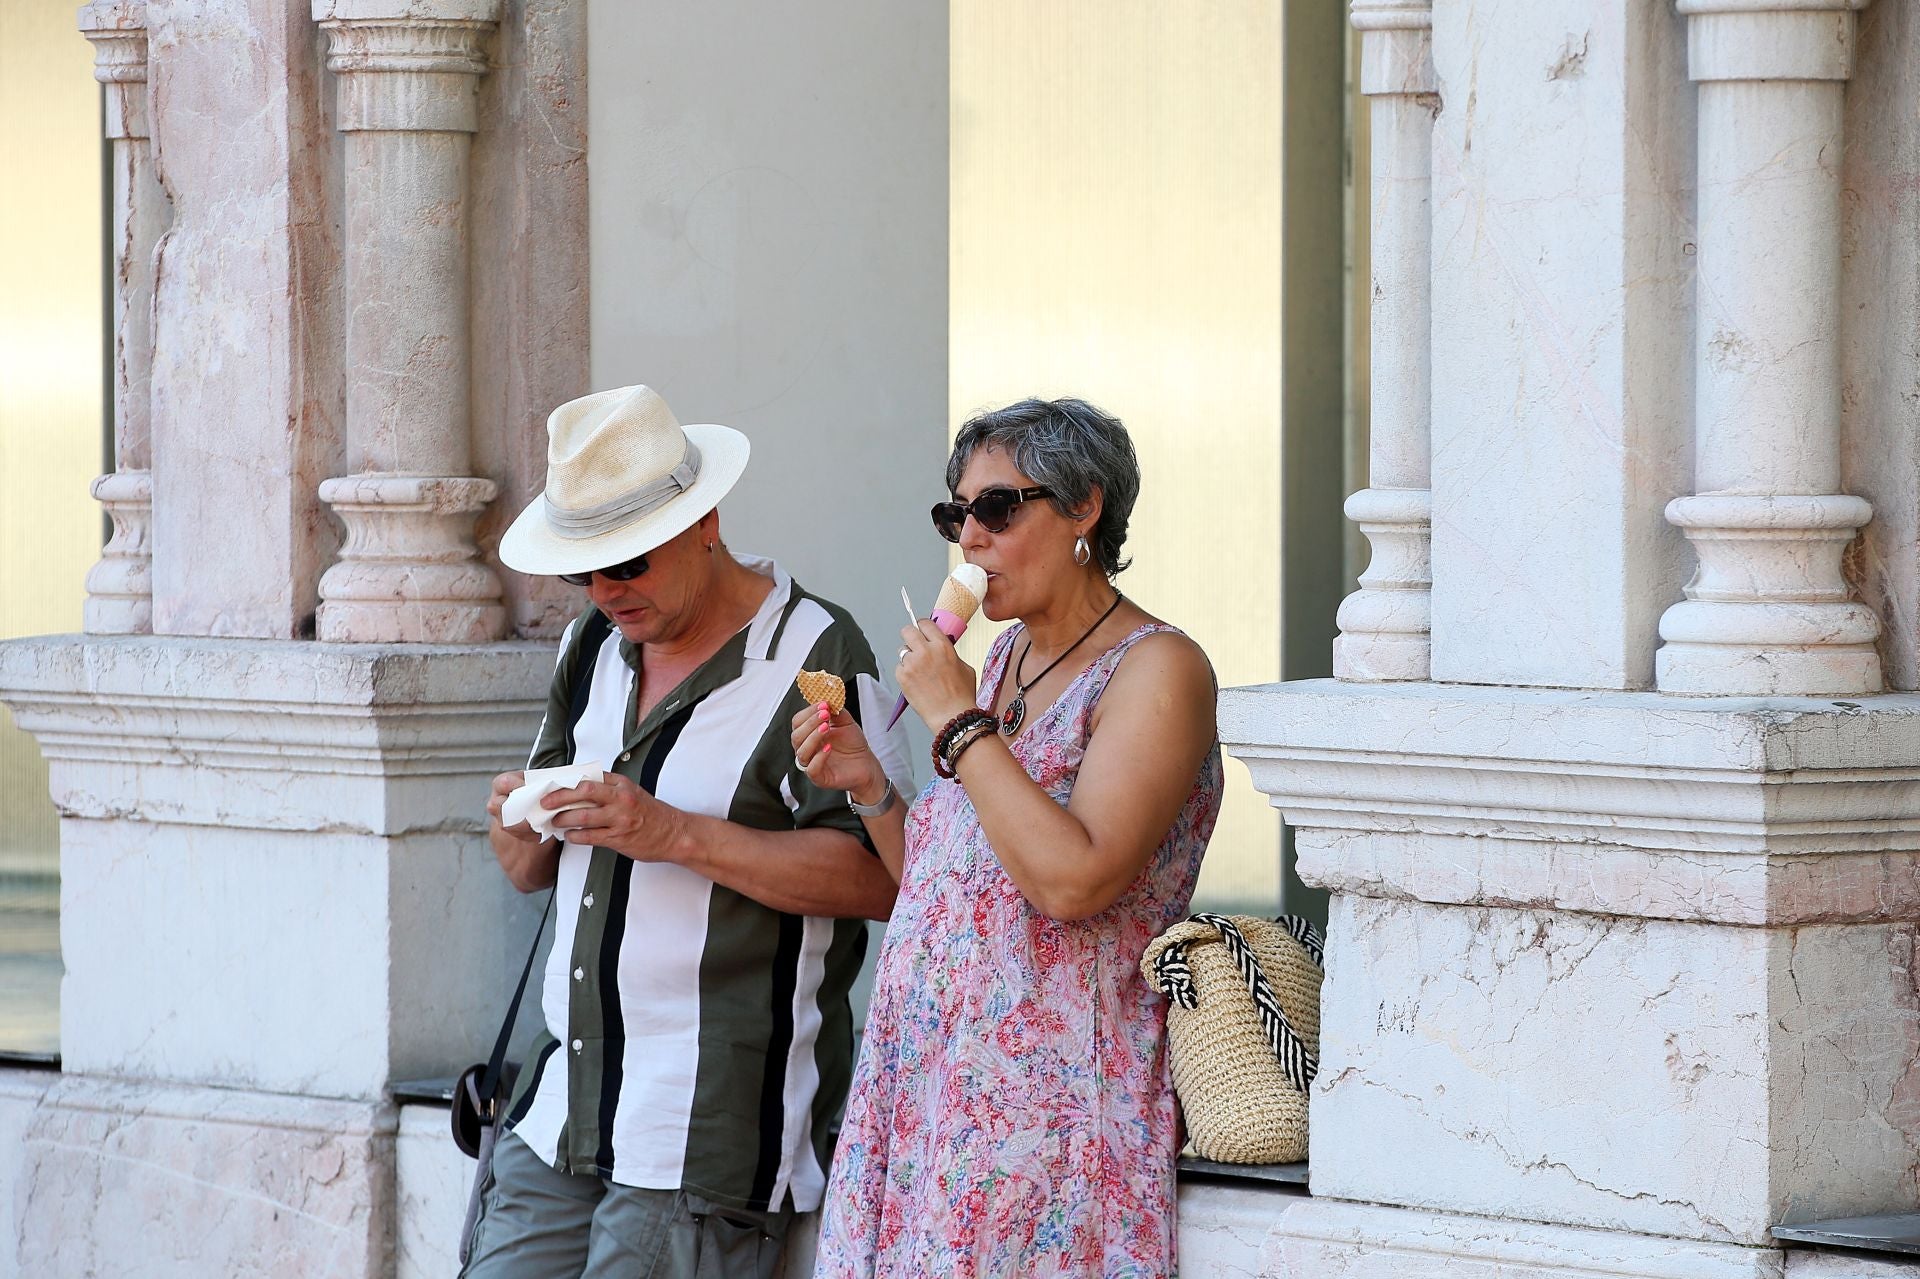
[492,825,561,893]
[667,814,896,921]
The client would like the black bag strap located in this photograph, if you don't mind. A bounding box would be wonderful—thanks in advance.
[1154,913,1324,1093]
[477,608,615,1108]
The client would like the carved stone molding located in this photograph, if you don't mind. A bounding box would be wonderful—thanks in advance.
[1334,0,1435,682]
[1657,0,1882,695]
[1222,678,1920,926]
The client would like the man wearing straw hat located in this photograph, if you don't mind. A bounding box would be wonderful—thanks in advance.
[464,385,905,1277]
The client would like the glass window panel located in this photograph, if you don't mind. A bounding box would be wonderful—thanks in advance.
[951,0,1286,915]
[0,0,108,1057]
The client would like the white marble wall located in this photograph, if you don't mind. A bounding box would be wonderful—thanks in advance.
[1311,899,1918,1244]
[12,1076,393,1278]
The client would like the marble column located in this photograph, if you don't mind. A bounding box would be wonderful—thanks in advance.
[79,1,166,636]
[314,1,507,644]
[1656,0,1883,696]
[1333,0,1433,683]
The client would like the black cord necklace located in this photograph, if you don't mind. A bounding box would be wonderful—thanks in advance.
[1001,592,1125,736]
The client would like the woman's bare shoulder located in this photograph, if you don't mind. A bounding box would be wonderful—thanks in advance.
[1106,622,1217,708]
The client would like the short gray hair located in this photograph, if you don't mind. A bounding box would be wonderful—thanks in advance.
[946,398,1140,577]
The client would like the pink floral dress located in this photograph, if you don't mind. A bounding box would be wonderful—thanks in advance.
[815,622,1224,1279]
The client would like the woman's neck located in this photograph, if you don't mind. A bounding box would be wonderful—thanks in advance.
[1020,574,1120,662]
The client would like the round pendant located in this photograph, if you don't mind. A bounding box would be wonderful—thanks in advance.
[1000,695,1026,736]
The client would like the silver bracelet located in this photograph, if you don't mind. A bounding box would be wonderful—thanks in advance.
[847,778,898,818]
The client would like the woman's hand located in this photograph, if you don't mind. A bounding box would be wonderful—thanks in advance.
[790,702,888,804]
[897,620,980,731]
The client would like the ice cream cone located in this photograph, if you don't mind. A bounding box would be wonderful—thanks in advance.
[795,669,847,715]
[931,563,988,638]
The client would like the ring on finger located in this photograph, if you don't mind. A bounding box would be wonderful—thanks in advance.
[897,646,910,660]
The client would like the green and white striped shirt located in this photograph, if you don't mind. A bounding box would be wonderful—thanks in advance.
[505,556,881,1213]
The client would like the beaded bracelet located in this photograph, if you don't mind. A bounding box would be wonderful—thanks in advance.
[932,708,994,778]
[937,720,995,779]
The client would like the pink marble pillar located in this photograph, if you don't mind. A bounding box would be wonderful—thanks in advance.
[1334,0,1435,682]
[79,0,167,636]
[313,1,507,643]
[1657,0,1884,695]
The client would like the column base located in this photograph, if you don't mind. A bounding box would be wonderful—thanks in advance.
[82,469,153,635]
[317,473,508,644]
[1332,627,1431,682]
[1655,627,1883,697]
[9,1074,394,1279]
[1333,486,1432,682]
[1656,493,1882,697]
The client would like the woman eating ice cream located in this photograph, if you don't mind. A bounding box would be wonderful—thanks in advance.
[789,396,1223,1278]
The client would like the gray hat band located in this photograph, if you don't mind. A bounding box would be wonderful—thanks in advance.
[544,440,704,539]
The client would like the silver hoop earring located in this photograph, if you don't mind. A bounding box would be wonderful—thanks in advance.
[1073,536,1091,567]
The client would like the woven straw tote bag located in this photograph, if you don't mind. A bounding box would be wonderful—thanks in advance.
[1140,913,1325,1164]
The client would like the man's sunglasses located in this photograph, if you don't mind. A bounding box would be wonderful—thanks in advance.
[930,486,1054,543]
[559,554,650,586]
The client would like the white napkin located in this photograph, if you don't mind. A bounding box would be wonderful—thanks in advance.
[502,764,605,839]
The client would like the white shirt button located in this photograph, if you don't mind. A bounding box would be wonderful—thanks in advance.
[583,894,594,909]
[620,751,631,762]
[572,1039,583,1052]
[573,967,584,982]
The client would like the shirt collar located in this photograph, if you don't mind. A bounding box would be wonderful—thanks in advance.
[736,554,793,660]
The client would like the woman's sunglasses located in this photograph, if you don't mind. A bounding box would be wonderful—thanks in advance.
[559,553,650,586]
[930,486,1054,543]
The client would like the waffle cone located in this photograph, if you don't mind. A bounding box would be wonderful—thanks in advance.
[795,669,846,715]
[935,565,986,622]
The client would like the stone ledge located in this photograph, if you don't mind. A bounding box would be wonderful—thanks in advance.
[0,634,553,833]
[1221,680,1920,924]
[1266,1198,1786,1278]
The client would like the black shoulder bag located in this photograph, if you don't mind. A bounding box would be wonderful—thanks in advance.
[453,609,612,1262]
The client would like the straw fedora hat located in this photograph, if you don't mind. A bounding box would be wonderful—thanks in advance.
[499,385,750,576]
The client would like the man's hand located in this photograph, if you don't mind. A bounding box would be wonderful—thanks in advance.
[488,770,541,842]
[547,774,685,863]
[488,769,559,893]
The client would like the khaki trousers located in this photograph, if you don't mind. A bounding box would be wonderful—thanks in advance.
[461,1130,794,1279]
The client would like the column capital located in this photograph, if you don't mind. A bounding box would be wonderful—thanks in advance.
[1352,0,1434,96]
[78,1,150,140]
[1676,0,1871,82]
[313,0,502,133]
